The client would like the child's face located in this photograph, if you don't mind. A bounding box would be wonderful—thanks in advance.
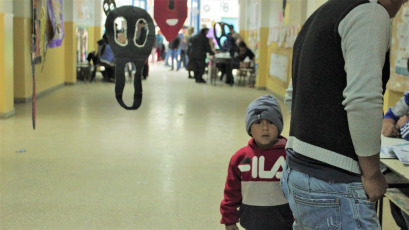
[250,118,279,149]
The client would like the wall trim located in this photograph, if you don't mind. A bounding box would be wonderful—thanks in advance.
[266,88,285,101]
[14,83,65,103]
[0,108,15,118]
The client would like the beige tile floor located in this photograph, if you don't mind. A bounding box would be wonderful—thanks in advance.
[0,62,400,229]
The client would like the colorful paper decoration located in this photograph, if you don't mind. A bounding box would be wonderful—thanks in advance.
[103,0,116,16]
[47,0,64,48]
[154,0,187,42]
[105,6,155,110]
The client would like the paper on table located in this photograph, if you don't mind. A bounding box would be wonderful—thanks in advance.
[394,146,409,165]
[380,145,398,158]
[380,143,409,165]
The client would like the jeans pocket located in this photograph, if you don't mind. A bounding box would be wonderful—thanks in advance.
[293,193,340,230]
[350,183,377,205]
[280,167,289,200]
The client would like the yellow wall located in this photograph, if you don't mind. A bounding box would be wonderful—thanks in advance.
[265,40,293,97]
[240,27,291,97]
[64,21,77,84]
[13,17,68,101]
[256,27,269,88]
[13,17,30,99]
[88,26,102,53]
[0,13,15,117]
[241,13,405,112]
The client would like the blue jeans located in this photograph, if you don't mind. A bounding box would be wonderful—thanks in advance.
[280,164,381,230]
[164,50,170,66]
[177,50,187,70]
[167,49,177,70]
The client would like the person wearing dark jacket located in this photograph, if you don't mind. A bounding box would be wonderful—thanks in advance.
[187,28,215,83]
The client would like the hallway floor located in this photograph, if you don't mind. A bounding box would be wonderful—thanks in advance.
[0,62,399,229]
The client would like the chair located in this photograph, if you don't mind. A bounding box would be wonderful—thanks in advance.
[236,60,256,87]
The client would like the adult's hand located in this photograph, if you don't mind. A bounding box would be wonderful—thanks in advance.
[361,171,388,202]
[359,154,388,202]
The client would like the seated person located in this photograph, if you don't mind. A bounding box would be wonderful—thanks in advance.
[383,90,409,139]
[99,34,114,66]
[397,115,409,141]
[97,34,115,82]
[233,41,255,69]
[382,90,409,230]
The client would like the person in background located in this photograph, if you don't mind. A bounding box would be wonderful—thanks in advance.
[168,36,181,71]
[234,41,255,69]
[135,20,149,79]
[177,26,188,71]
[220,95,293,230]
[382,90,409,230]
[187,28,215,83]
[282,0,407,229]
[383,90,409,140]
[185,26,195,79]
[156,30,164,61]
[98,34,115,82]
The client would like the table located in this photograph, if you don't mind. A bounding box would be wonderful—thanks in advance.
[379,136,409,226]
[208,54,232,85]
[381,136,409,179]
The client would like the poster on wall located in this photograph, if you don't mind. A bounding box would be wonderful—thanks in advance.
[394,12,409,77]
[74,0,94,26]
[47,0,64,48]
[269,53,288,83]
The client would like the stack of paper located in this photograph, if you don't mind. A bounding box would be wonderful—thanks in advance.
[380,143,409,165]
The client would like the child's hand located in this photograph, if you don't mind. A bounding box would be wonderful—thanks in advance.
[397,115,409,129]
[225,224,239,230]
[382,118,400,137]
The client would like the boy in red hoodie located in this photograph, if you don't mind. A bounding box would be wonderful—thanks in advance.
[220,95,293,230]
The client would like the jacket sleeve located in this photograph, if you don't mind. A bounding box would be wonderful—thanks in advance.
[220,158,242,225]
[401,121,409,141]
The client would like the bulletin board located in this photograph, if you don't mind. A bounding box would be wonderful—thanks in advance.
[389,5,409,93]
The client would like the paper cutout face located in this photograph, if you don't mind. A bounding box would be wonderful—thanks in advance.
[103,0,116,16]
[213,22,232,49]
[154,0,187,42]
[105,6,155,110]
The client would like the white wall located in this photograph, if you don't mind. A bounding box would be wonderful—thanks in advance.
[12,0,29,17]
[200,0,239,28]
[1,0,13,14]
[239,0,327,31]
[307,0,327,18]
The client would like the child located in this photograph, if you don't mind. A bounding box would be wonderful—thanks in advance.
[383,90,409,140]
[382,90,409,229]
[220,95,293,230]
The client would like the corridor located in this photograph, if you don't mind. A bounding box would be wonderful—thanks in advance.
[0,63,397,229]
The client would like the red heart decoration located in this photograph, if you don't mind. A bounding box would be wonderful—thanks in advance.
[154,0,187,42]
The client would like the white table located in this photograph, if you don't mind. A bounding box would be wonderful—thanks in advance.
[379,136,409,224]
[381,136,409,179]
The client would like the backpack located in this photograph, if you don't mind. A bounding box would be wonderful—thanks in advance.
[169,37,180,49]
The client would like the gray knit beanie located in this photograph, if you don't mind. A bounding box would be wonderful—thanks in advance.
[245,95,283,136]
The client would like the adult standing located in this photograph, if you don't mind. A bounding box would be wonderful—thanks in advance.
[135,20,149,79]
[185,26,195,78]
[177,26,188,71]
[168,36,180,71]
[187,28,215,83]
[281,0,406,229]
[156,30,164,61]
